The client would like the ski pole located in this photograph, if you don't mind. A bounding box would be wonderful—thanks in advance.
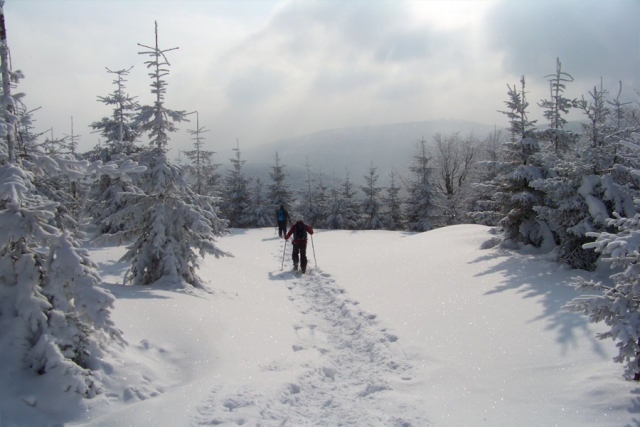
[310,234,317,267]
[281,239,287,271]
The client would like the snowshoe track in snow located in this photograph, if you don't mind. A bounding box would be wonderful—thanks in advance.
[192,242,428,426]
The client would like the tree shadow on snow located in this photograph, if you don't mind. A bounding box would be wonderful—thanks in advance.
[226,228,250,236]
[100,283,172,300]
[95,260,130,280]
[470,247,609,359]
[624,394,640,427]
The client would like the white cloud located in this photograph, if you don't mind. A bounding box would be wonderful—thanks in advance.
[4,0,637,154]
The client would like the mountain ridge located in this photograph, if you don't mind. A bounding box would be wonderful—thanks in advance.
[241,118,501,186]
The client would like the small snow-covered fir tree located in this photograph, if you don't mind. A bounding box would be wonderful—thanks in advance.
[359,162,386,229]
[296,159,324,227]
[88,66,144,234]
[468,128,505,226]
[497,141,550,248]
[341,170,361,229]
[220,141,251,227]
[607,81,634,131]
[530,160,602,270]
[90,66,141,161]
[325,173,348,229]
[404,137,437,232]
[241,176,273,228]
[527,60,588,264]
[382,170,404,230]
[536,81,637,269]
[564,213,640,380]
[579,80,612,151]
[133,22,187,151]
[472,77,552,247]
[64,116,81,159]
[537,58,579,153]
[0,4,123,396]
[267,151,292,211]
[24,128,84,233]
[103,150,228,286]
[314,170,329,226]
[182,111,220,197]
[39,130,67,156]
[100,21,228,287]
[0,163,124,397]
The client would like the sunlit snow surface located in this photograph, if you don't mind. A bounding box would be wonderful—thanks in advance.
[3,225,638,426]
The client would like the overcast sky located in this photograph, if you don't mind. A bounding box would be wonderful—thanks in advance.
[5,0,640,153]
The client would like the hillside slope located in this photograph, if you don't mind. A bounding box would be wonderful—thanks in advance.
[3,226,636,426]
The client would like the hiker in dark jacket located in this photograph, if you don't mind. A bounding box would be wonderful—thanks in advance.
[276,205,292,237]
[285,215,314,273]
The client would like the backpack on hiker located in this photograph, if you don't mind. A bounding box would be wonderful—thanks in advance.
[277,209,285,222]
[294,222,307,241]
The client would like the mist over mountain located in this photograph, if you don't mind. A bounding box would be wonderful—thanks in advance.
[237,119,501,188]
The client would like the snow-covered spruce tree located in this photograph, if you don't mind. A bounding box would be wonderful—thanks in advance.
[404,137,437,232]
[359,162,386,229]
[341,170,361,229]
[182,111,220,197]
[60,117,94,234]
[12,111,94,238]
[220,141,251,227]
[63,116,81,158]
[88,159,145,235]
[468,128,506,226]
[527,60,596,267]
[0,3,123,396]
[564,213,640,380]
[39,130,67,156]
[608,97,640,208]
[90,66,141,161]
[325,173,348,229]
[381,170,404,230]
[608,81,634,131]
[314,170,329,226]
[13,101,42,157]
[63,116,83,194]
[494,76,552,247]
[267,151,292,211]
[575,81,618,197]
[88,66,145,235]
[530,159,603,270]
[101,21,228,287]
[580,80,612,152]
[296,158,324,227]
[537,58,579,153]
[473,77,552,247]
[533,82,637,270]
[241,176,273,228]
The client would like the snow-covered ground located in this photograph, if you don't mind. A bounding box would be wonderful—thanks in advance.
[3,225,639,426]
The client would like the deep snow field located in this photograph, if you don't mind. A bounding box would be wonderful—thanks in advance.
[2,225,639,427]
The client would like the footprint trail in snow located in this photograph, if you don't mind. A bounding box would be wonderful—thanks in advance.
[192,242,429,426]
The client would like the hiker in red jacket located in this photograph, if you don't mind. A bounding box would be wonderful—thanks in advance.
[285,215,314,273]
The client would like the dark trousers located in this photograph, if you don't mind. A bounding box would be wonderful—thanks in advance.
[278,221,287,237]
[292,242,308,271]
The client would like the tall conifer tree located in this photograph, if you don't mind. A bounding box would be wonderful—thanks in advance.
[101,22,228,287]
[0,2,123,396]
